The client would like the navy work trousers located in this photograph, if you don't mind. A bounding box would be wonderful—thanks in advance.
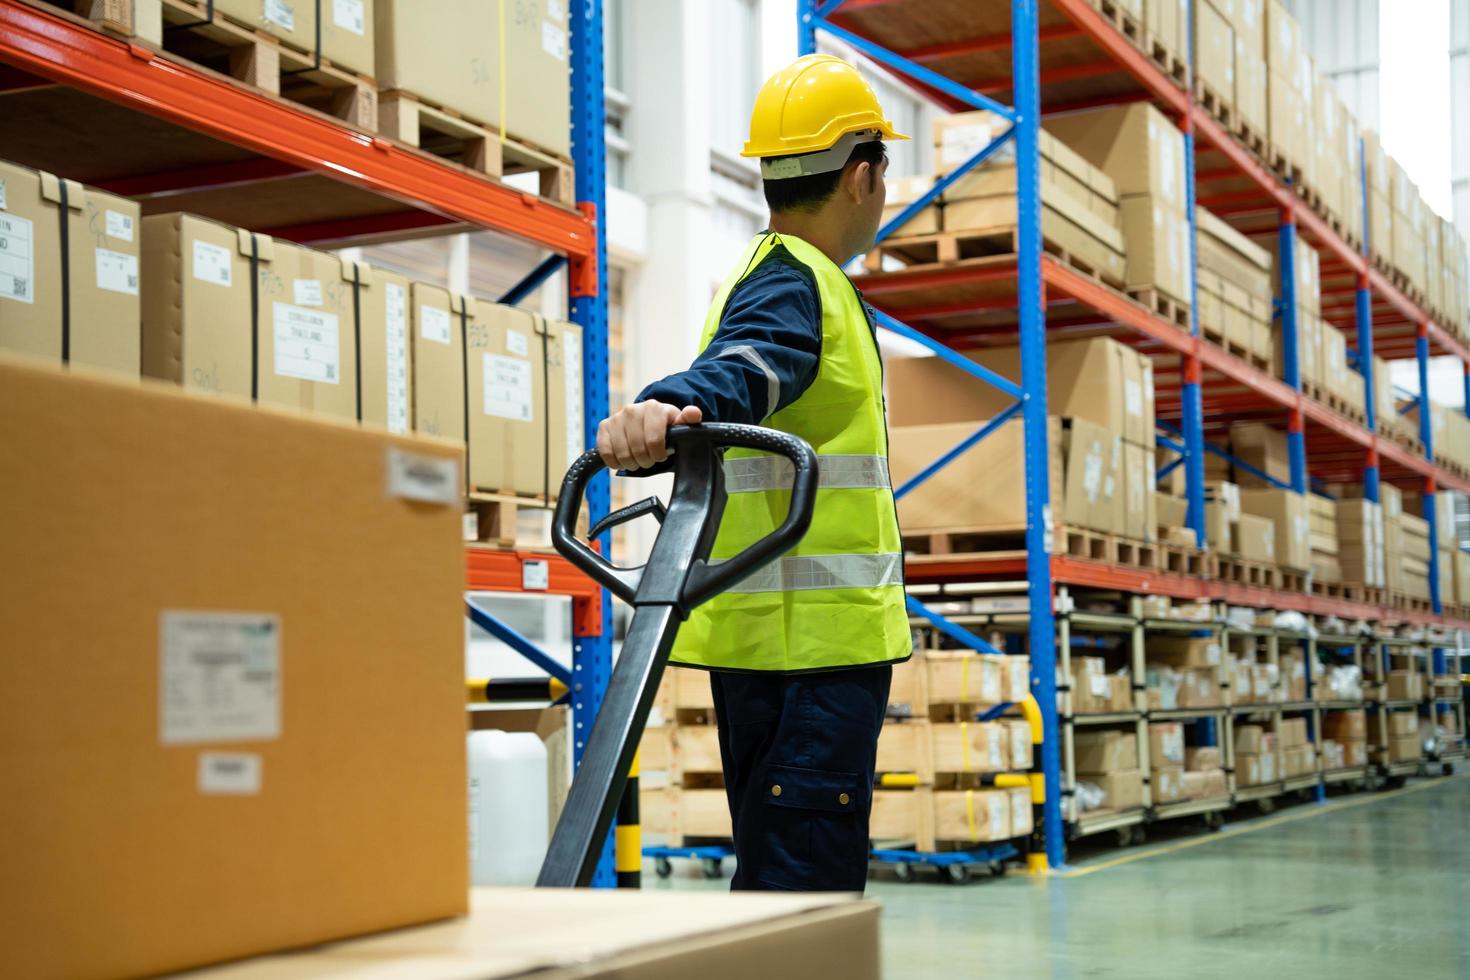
[709,665,892,892]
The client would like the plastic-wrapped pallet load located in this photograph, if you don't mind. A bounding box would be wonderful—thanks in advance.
[0,159,141,378]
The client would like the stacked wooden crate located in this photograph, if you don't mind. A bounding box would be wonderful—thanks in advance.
[1196,206,1274,367]
[640,668,729,845]
[873,650,1035,852]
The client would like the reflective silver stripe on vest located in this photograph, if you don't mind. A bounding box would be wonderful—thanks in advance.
[714,552,904,594]
[716,344,780,418]
[723,453,892,493]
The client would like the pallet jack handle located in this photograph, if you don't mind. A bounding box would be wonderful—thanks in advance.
[538,424,819,887]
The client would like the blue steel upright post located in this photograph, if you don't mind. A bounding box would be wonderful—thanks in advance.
[1012,0,1063,871]
[570,0,615,888]
[1277,214,1308,493]
[797,0,817,55]
[1416,320,1442,615]
[1355,138,1380,503]
[1179,0,1206,545]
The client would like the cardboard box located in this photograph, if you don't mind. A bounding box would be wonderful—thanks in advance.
[1234,512,1276,562]
[1151,765,1187,803]
[1182,767,1229,800]
[883,174,940,236]
[1044,103,1187,212]
[1386,733,1421,763]
[1323,709,1367,741]
[410,283,467,442]
[1070,656,1117,714]
[1009,786,1034,837]
[885,337,1155,445]
[1179,666,1221,707]
[1147,635,1222,668]
[931,722,1010,774]
[351,262,412,434]
[1185,746,1223,771]
[1088,768,1145,810]
[1002,655,1032,704]
[2,160,141,377]
[1229,423,1291,489]
[1234,39,1268,134]
[942,183,1128,289]
[1388,711,1420,737]
[1073,730,1139,774]
[214,0,318,61]
[934,789,1012,842]
[376,0,570,157]
[1149,722,1186,766]
[1006,718,1033,770]
[1118,195,1192,305]
[320,0,374,77]
[1237,752,1278,786]
[1239,488,1310,569]
[0,356,467,979]
[1195,1,1235,99]
[1282,742,1316,777]
[1235,724,1265,756]
[1387,670,1423,702]
[1279,716,1309,747]
[255,239,360,420]
[1343,739,1369,767]
[926,650,1004,705]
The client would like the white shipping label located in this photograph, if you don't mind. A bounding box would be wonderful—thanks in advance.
[264,0,295,31]
[1082,449,1103,501]
[523,559,550,591]
[484,353,534,421]
[563,329,584,461]
[160,612,281,745]
[96,248,139,295]
[1124,378,1142,417]
[192,239,233,288]
[1089,674,1110,697]
[420,304,452,344]
[0,211,35,304]
[1042,504,1055,553]
[988,741,1002,771]
[293,278,323,307]
[992,803,1007,840]
[333,0,365,34]
[548,0,564,19]
[0,177,6,209]
[386,447,460,505]
[385,283,409,435]
[272,303,341,384]
[199,752,263,795]
[506,328,529,357]
[542,21,567,60]
[105,209,134,242]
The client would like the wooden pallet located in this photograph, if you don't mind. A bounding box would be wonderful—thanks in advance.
[464,492,569,551]
[1193,80,1233,128]
[1126,286,1190,329]
[1215,555,1280,589]
[1267,144,1304,187]
[1143,32,1187,86]
[1278,566,1309,593]
[1115,536,1158,570]
[1311,578,1356,600]
[1233,116,1267,158]
[864,225,1127,291]
[157,0,376,130]
[1089,0,1143,45]
[378,90,575,205]
[1157,542,1208,578]
[1388,591,1435,614]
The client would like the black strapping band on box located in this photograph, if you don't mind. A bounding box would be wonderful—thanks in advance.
[1059,787,1077,797]
[459,302,470,483]
[249,234,259,401]
[1056,683,1073,693]
[57,178,70,363]
[285,0,325,75]
[352,264,363,421]
[541,316,551,505]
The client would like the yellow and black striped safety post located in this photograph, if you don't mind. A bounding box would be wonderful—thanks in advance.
[466,677,569,704]
[615,750,641,888]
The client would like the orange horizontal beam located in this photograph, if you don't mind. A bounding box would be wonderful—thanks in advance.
[0,1,595,261]
[465,548,603,637]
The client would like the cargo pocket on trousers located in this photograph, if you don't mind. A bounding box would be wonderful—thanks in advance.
[757,764,869,891]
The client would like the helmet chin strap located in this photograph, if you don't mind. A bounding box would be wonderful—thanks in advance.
[760,129,883,180]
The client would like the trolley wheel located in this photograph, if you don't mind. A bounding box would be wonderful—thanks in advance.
[1114,828,1132,848]
[942,863,972,884]
[700,857,723,879]
[892,862,916,883]
[1386,774,1407,790]
[1256,797,1276,816]
[1442,762,1456,777]
[655,857,673,879]
[988,861,1006,877]
[1203,811,1224,831]
[1131,826,1148,846]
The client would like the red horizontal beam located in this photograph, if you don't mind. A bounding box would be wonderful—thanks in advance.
[0,1,595,261]
[94,157,305,196]
[465,549,603,637]
[1050,0,1188,115]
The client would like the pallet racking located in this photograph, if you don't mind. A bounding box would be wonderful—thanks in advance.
[801,0,1470,869]
[0,0,617,883]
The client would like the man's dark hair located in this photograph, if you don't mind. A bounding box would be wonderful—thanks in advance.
[762,140,887,214]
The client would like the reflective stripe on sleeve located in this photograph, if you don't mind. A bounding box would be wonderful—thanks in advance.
[716,344,781,419]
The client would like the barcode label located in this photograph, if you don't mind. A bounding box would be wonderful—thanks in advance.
[199,752,262,794]
[0,211,35,305]
[96,248,139,296]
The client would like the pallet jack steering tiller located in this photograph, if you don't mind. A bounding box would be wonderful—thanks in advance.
[538,423,819,887]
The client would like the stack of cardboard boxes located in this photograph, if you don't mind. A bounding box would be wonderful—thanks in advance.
[894,114,1128,287]
[1336,496,1388,591]
[1074,730,1144,816]
[1239,486,1310,574]
[1195,205,1274,363]
[887,336,1158,546]
[1403,396,1470,477]
[1070,655,1133,715]
[1278,716,1316,777]
[1322,708,1370,769]
[1148,722,1187,803]
[1376,711,1423,765]
[1144,635,1223,710]
[1259,230,1324,394]
[1182,745,1229,800]
[1264,0,1312,183]
[1233,723,1278,785]
[1044,103,1191,314]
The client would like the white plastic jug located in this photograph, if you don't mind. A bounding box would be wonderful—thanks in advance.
[467,730,549,886]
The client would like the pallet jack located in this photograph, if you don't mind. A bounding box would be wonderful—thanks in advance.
[537,423,818,887]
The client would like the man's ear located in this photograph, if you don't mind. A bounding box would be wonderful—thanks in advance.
[846,161,871,202]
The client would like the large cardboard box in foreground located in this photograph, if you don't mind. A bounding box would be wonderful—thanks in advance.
[0,357,468,979]
[0,159,141,377]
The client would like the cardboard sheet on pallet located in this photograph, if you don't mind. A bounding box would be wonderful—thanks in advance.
[2,159,141,378]
[0,356,466,980]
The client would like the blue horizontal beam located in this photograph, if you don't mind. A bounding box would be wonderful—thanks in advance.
[1156,420,1292,492]
[815,17,1017,119]
[894,400,1024,500]
[1156,455,1185,482]
[1155,433,1186,456]
[875,124,1016,246]
[906,595,1007,656]
[466,601,573,687]
[499,254,567,306]
[873,309,1024,399]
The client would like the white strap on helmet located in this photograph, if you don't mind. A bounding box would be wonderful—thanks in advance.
[759,129,883,180]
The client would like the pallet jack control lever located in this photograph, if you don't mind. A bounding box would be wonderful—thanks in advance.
[538,424,819,887]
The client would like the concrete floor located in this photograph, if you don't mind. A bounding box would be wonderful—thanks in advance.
[646,775,1470,978]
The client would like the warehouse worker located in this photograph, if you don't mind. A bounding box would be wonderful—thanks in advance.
[597,55,910,892]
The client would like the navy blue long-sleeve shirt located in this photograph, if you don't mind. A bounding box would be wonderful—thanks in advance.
[637,242,824,423]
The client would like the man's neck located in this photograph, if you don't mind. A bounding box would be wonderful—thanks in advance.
[768,212,849,268]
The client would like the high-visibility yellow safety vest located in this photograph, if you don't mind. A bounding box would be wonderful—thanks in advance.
[670,232,912,673]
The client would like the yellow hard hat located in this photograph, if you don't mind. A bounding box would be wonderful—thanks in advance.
[742,54,909,179]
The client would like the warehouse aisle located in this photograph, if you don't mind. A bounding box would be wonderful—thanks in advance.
[647,776,1470,978]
